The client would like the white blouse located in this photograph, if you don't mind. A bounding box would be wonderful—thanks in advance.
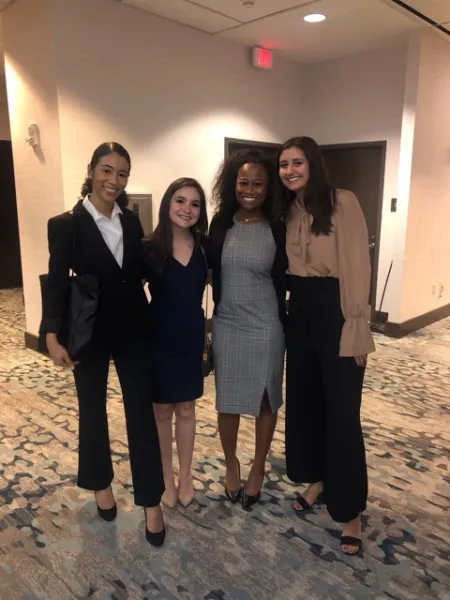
[83,196,124,268]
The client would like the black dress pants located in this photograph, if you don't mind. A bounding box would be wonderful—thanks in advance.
[285,276,368,523]
[73,334,164,507]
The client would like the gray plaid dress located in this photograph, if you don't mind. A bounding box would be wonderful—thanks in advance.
[212,219,285,416]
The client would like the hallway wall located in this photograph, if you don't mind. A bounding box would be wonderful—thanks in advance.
[52,0,306,216]
[0,103,10,140]
[3,0,65,335]
[301,43,408,319]
[4,0,305,335]
[4,0,450,337]
[400,31,450,322]
[0,76,10,140]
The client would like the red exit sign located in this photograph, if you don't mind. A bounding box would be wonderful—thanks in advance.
[252,47,273,69]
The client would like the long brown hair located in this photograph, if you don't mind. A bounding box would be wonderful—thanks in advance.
[148,177,208,267]
[278,136,336,235]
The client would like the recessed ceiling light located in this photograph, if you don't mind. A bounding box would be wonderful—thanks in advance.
[304,13,326,23]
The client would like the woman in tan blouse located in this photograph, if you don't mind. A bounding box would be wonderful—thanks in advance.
[278,136,375,556]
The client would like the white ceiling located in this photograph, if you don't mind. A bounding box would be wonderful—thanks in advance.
[0,0,449,68]
[121,0,450,63]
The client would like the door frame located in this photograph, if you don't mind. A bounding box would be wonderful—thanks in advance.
[320,141,386,323]
[0,140,23,289]
[224,137,281,157]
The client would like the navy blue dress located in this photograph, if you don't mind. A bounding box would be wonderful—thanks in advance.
[142,239,208,404]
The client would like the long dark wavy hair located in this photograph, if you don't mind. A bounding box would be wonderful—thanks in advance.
[277,136,336,235]
[80,142,131,210]
[212,148,281,228]
[148,177,208,267]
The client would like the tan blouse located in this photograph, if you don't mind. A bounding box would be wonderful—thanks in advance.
[286,188,376,357]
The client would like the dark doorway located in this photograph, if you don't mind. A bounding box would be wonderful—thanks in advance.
[0,140,22,288]
[225,137,279,161]
[321,142,385,317]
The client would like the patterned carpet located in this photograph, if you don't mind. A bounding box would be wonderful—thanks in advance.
[0,288,448,600]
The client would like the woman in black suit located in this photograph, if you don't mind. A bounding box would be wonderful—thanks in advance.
[40,142,165,546]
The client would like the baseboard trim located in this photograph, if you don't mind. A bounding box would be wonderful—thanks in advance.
[374,311,389,324]
[24,331,48,355]
[384,302,450,338]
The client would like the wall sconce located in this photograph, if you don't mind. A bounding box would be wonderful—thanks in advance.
[25,122,40,148]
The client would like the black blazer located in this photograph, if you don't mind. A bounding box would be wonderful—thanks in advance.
[39,200,148,341]
[208,214,288,324]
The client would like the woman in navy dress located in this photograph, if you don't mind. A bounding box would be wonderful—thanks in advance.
[142,178,209,509]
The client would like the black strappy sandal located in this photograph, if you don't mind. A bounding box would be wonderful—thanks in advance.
[292,491,322,513]
[340,536,363,556]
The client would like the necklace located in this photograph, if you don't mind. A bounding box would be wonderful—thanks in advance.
[238,215,261,224]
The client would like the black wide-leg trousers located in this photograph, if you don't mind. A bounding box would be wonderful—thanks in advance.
[73,334,164,507]
[285,276,368,523]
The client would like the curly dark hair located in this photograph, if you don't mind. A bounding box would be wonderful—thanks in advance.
[80,142,131,210]
[211,148,282,227]
[277,136,336,236]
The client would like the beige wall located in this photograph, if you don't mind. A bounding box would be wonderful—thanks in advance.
[400,31,450,322]
[390,33,421,324]
[0,102,10,139]
[4,0,450,335]
[51,0,305,215]
[4,0,305,335]
[301,44,408,319]
[3,0,65,335]
[0,75,10,139]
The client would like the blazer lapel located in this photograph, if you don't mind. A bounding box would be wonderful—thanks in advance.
[119,212,133,274]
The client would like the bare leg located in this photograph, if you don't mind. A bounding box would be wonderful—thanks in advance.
[174,401,196,504]
[218,412,241,493]
[292,480,324,511]
[153,403,177,506]
[246,393,277,495]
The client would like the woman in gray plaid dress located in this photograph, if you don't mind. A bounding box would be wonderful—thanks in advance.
[209,149,288,510]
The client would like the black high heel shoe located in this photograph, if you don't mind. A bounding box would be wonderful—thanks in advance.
[144,508,166,547]
[95,489,117,522]
[225,458,242,503]
[292,491,323,514]
[241,474,263,510]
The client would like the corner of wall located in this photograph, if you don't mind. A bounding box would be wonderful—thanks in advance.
[3,0,66,335]
[387,32,422,324]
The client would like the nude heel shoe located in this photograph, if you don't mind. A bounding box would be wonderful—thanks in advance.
[161,489,178,508]
[178,488,195,508]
